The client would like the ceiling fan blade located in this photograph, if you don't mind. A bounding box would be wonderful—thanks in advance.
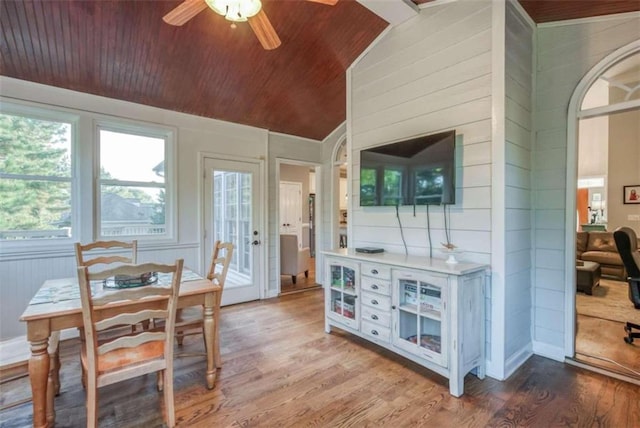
[306,0,339,5]
[248,10,282,50]
[163,0,208,26]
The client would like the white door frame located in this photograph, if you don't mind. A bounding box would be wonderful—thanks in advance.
[331,135,347,250]
[275,158,322,294]
[199,152,267,301]
[564,41,640,356]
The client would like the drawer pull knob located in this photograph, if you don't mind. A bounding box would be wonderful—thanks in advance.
[371,314,379,320]
[371,330,379,336]
[371,269,378,275]
[371,284,379,290]
[371,299,378,305]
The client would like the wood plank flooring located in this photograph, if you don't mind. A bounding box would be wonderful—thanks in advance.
[1,289,639,427]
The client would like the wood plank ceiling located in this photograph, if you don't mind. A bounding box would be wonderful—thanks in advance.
[1,1,639,140]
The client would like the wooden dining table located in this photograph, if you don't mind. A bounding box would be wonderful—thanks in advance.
[20,271,221,428]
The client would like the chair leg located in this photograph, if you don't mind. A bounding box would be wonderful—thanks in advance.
[164,368,175,428]
[624,322,640,344]
[157,370,164,392]
[176,330,185,346]
[86,378,98,428]
[304,270,309,278]
[292,275,297,284]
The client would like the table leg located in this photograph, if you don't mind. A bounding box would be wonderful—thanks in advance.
[203,299,217,389]
[214,291,222,369]
[29,338,50,428]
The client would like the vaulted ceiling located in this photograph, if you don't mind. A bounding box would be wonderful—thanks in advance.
[1,1,639,140]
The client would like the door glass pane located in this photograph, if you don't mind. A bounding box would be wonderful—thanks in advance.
[213,170,252,289]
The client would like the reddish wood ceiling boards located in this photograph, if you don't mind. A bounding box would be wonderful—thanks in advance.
[518,0,640,23]
[0,0,387,140]
[412,0,640,22]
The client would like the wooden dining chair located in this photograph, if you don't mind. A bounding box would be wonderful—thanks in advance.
[77,259,183,428]
[175,240,233,368]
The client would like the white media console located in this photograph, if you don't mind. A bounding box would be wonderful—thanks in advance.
[323,248,487,397]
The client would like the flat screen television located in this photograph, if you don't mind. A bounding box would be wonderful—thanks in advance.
[359,130,456,206]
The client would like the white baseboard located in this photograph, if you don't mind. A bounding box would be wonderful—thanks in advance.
[484,360,504,380]
[505,345,533,379]
[265,289,280,299]
[532,340,565,362]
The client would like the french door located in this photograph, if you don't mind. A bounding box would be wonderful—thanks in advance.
[204,157,263,305]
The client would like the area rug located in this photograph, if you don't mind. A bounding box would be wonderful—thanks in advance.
[576,279,639,323]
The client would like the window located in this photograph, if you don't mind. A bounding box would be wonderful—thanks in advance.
[0,108,76,241]
[97,123,174,240]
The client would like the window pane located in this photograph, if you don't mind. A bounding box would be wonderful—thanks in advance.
[99,130,165,183]
[0,113,72,177]
[0,179,71,240]
[581,52,640,110]
[100,185,165,237]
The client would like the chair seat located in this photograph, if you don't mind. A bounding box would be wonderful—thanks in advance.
[81,331,165,374]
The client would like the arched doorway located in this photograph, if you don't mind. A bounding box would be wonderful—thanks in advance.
[566,42,640,379]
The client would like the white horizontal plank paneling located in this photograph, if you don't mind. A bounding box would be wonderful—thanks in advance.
[505,120,531,149]
[535,249,564,271]
[534,168,567,191]
[505,186,531,209]
[353,51,492,119]
[535,308,564,331]
[505,209,531,231]
[534,325,564,348]
[505,249,531,276]
[535,288,565,312]
[534,189,565,210]
[506,164,531,189]
[506,230,532,253]
[534,148,567,171]
[535,268,565,292]
[533,228,565,250]
[353,98,492,149]
[506,142,531,169]
[534,209,565,230]
[463,141,492,166]
[353,74,492,136]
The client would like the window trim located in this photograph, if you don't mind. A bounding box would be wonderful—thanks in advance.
[0,101,80,254]
[94,120,177,243]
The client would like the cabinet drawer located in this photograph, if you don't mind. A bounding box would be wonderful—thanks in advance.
[361,263,391,280]
[361,276,391,296]
[361,291,391,310]
[361,305,391,327]
[361,320,391,342]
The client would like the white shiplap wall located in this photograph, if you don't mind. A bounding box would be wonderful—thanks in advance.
[0,77,269,340]
[267,134,322,296]
[349,0,498,373]
[503,0,534,374]
[533,14,640,359]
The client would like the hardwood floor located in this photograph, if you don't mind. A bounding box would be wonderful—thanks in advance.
[1,289,639,427]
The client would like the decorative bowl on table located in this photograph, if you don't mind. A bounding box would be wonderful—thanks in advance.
[104,272,158,289]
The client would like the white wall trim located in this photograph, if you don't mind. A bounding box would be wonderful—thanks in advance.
[269,130,321,145]
[322,121,347,145]
[507,0,536,29]
[329,135,347,252]
[504,345,534,379]
[532,340,565,362]
[538,10,640,28]
[563,40,640,358]
[490,0,507,380]
[417,0,458,10]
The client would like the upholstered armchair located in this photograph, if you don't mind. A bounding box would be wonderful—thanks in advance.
[280,234,310,284]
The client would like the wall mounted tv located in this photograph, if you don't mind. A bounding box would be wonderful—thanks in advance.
[359,130,456,206]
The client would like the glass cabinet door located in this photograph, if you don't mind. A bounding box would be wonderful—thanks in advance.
[327,261,358,329]
[393,272,447,367]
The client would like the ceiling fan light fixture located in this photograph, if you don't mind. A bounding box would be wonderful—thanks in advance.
[205,0,262,22]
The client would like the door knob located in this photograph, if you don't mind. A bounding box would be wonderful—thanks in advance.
[252,240,261,246]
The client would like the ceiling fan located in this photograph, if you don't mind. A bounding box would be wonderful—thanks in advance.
[163,0,339,50]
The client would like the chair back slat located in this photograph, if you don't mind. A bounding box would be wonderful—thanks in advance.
[206,241,234,290]
[98,332,167,355]
[75,240,137,270]
[96,310,168,332]
[92,285,173,306]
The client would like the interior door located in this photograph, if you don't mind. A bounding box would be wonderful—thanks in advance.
[204,158,262,305]
[279,181,302,242]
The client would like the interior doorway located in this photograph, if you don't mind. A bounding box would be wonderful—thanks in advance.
[333,138,348,249]
[570,49,640,380]
[277,160,321,294]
